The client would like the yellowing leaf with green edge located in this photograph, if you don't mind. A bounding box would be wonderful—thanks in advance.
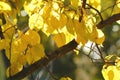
[29,13,44,30]
[26,44,45,64]
[0,1,11,13]
[102,65,120,80]
[53,33,66,47]
[60,77,72,80]
[25,30,40,46]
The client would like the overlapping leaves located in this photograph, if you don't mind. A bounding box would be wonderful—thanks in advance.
[102,55,120,80]
[0,0,106,77]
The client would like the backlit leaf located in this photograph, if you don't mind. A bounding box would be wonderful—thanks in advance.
[25,30,40,46]
[102,65,120,80]
[29,13,44,30]
[116,0,120,8]
[26,44,45,64]
[70,0,79,8]
[0,1,11,13]
[53,32,66,47]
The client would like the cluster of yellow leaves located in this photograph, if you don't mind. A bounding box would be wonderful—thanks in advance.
[0,0,105,77]
[25,0,105,47]
[102,55,120,80]
[5,30,45,76]
[0,0,45,76]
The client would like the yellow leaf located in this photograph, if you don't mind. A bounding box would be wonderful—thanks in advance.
[60,27,74,44]
[102,65,120,80]
[25,30,40,46]
[26,44,45,64]
[74,20,88,45]
[70,0,79,8]
[53,33,66,47]
[24,0,43,16]
[76,34,88,46]
[46,14,60,33]
[95,29,105,45]
[66,18,75,35]
[60,77,72,80]
[11,39,27,55]
[52,2,59,10]
[59,14,67,28]
[29,13,44,30]
[116,0,120,8]
[41,1,52,20]
[2,23,15,39]
[6,63,23,77]
[0,1,11,13]
[0,39,10,50]
[0,39,6,50]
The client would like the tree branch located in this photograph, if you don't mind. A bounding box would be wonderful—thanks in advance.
[97,13,120,29]
[7,39,78,80]
[7,13,120,80]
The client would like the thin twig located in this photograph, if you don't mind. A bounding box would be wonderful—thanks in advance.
[86,4,103,21]
[95,44,105,62]
[100,2,120,14]
[45,66,58,80]
[82,0,86,9]
[97,13,120,29]
[7,39,78,80]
